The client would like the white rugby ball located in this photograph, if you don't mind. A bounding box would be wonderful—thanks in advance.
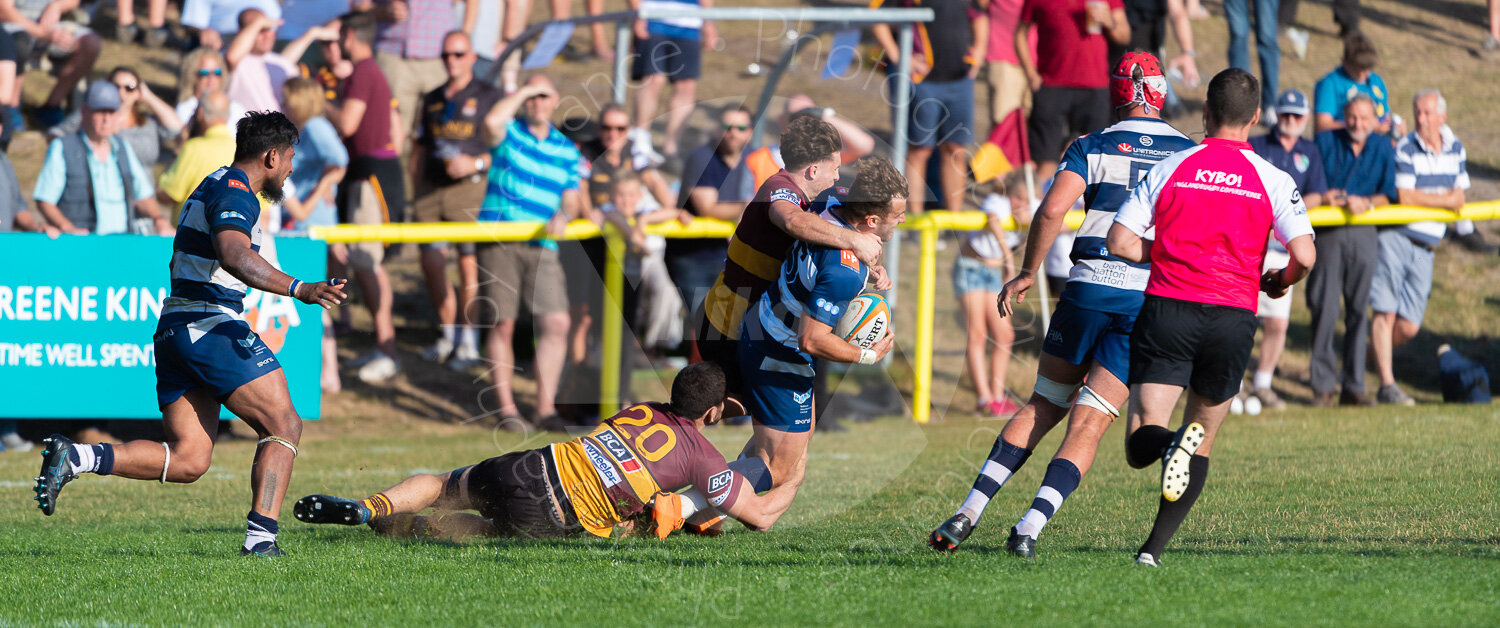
[834,293,891,350]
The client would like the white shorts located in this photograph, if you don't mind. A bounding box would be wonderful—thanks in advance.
[1257,248,1292,319]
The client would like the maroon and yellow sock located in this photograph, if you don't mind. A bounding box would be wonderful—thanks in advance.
[361,493,394,521]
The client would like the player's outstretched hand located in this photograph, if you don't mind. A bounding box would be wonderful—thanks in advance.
[1260,269,1289,299]
[849,231,883,266]
[296,278,348,310]
[996,272,1034,318]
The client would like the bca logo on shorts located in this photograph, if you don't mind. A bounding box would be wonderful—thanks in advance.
[792,390,811,405]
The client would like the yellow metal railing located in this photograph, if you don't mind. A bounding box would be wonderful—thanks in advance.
[310,201,1496,423]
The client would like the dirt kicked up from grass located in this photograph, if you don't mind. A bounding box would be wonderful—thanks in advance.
[0,402,1495,625]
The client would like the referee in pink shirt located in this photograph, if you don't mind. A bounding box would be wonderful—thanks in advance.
[1107,68,1317,567]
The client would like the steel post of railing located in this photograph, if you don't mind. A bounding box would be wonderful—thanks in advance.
[884,21,915,313]
[613,20,631,104]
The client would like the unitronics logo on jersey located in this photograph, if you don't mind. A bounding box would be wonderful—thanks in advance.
[1116,142,1174,158]
[595,431,642,472]
[1195,169,1244,187]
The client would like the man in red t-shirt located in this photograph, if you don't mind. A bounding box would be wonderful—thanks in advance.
[332,11,406,384]
[1107,68,1316,567]
[1018,0,1132,175]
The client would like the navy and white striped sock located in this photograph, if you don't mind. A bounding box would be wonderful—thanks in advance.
[1014,459,1082,539]
[67,443,114,475]
[244,511,278,552]
[956,438,1032,522]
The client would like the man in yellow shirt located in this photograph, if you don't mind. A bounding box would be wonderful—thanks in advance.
[157,91,237,222]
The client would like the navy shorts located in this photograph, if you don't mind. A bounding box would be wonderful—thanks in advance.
[737,339,814,434]
[1041,297,1136,384]
[154,319,281,408]
[892,77,975,147]
[632,35,701,82]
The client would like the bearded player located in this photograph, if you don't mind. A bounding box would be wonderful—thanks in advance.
[294,362,802,539]
[929,52,1196,557]
[33,111,348,557]
[654,157,907,536]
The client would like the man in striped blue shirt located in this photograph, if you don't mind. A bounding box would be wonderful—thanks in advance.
[1371,89,1469,406]
[33,111,348,557]
[479,74,584,432]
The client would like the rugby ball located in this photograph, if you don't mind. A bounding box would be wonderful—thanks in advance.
[834,293,890,349]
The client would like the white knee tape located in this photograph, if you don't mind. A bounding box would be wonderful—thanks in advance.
[1075,385,1120,419]
[160,442,171,483]
[1033,375,1081,409]
[258,436,298,458]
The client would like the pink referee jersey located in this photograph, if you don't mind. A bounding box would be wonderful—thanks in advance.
[1113,137,1315,312]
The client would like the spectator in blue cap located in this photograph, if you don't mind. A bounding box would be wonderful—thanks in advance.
[1247,87,1326,410]
[33,80,165,236]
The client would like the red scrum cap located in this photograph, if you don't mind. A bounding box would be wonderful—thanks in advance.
[1110,51,1168,113]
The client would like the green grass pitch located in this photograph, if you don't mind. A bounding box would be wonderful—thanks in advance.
[1,403,1497,625]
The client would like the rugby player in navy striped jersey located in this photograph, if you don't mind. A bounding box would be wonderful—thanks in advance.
[930,52,1196,558]
[33,111,348,557]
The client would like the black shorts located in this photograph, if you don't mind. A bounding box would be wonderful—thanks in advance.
[631,35,702,82]
[694,310,743,396]
[1129,296,1258,404]
[1028,86,1111,164]
[465,449,581,538]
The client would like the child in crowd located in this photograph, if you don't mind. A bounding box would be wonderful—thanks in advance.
[956,171,1034,416]
[601,171,691,358]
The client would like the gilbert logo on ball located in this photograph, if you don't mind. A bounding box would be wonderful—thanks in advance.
[835,293,890,350]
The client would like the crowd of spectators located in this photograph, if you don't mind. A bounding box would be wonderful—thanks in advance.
[940,1,1491,412]
[0,0,1492,451]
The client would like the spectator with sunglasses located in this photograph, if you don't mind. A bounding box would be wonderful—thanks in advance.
[671,106,754,316]
[410,30,501,373]
[175,48,248,136]
[47,66,182,167]
[555,102,680,424]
